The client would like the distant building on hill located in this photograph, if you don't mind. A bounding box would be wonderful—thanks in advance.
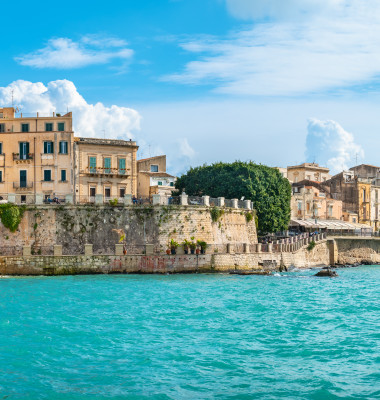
[287,162,331,183]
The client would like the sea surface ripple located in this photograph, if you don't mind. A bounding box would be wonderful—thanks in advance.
[0,267,379,399]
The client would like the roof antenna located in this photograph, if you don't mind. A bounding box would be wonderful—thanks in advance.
[102,130,106,139]
[11,89,14,107]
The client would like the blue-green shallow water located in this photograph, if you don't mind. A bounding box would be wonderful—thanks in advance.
[0,268,379,400]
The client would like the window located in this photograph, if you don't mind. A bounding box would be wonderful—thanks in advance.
[0,142,2,154]
[150,164,158,172]
[120,188,126,198]
[45,123,53,132]
[61,170,67,182]
[119,158,126,174]
[44,141,54,154]
[57,122,65,131]
[105,187,111,198]
[20,170,27,187]
[170,182,174,187]
[0,171,2,182]
[353,217,357,223]
[89,156,97,172]
[21,195,26,204]
[19,142,30,160]
[306,203,310,212]
[0,112,3,118]
[158,181,163,186]
[90,187,96,197]
[44,170,52,182]
[0,124,4,132]
[59,141,68,154]
[104,157,111,174]
[328,206,333,217]
[298,202,302,211]
[21,123,29,132]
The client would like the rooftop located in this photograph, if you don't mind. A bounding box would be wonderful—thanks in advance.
[287,162,330,172]
[75,137,138,147]
[139,171,175,178]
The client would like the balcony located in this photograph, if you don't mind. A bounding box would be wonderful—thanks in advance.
[13,153,34,164]
[81,168,129,178]
[13,182,33,190]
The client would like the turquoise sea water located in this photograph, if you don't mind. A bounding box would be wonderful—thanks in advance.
[0,267,379,400]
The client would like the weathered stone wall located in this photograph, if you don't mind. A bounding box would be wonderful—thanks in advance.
[0,205,257,255]
[334,237,380,264]
[0,241,331,276]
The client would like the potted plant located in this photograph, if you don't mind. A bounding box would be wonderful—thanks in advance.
[197,240,208,254]
[166,248,171,255]
[170,239,179,255]
[189,236,197,254]
[182,239,191,254]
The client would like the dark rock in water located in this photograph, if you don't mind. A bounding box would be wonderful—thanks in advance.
[361,259,373,265]
[230,270,271,276]
[315,268,338,277]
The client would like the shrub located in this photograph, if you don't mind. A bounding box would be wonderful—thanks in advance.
[210,207,224,222]
[307,240,316,251]
[0,204,25,232]
[245,212,254,223]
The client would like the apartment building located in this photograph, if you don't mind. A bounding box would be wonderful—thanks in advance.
[287,163,331,183]
[0,107,74,203]
[74,137,138,203]
[291,180,343,220]
[137,155,176,198]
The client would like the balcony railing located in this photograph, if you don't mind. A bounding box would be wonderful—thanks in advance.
[13,182,33,189]
[81,168,129,177]
[13,153,34,161]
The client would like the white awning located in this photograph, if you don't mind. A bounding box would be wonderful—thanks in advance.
[290,219,373,231]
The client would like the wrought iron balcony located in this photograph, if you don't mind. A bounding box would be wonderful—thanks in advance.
[13,153,34,162]
[81,168,129,177]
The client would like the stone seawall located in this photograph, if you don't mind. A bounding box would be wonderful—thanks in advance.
[331,237,380,264]
[0,205,257,255]
[0,241,331,276]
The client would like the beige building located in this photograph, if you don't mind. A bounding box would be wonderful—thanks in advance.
[0,107,74,203]
[74,137,138,203]
[137,155,176,198]
[291,180,343,220]
[287,163,331,183]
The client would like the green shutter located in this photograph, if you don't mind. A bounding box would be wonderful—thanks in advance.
[104,158,111,173]
[119,158,126,174]
[89,157,97,172]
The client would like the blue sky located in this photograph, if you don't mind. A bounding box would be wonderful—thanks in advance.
[1,0,380,174]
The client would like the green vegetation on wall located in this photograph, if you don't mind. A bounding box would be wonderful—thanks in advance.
[0,204,26,232]
[175,161,291,235]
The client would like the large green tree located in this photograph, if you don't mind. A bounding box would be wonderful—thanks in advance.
[175,161,291,235]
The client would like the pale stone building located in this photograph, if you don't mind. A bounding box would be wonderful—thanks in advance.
[322,170,372,226]
[0,107,74,204]
[74,137,138,203]
[291,180,342,220]
[287,163,331,183]
[137,155,176,198]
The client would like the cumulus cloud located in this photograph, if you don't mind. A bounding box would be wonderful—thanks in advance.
[305,118,364,174]
[166,0,380,96]
[0,80,140,139]
[15,36,133,69]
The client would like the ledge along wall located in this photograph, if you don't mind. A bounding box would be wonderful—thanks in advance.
[0,241,331,276]
[329,237,380,265]
[0,205,257,255]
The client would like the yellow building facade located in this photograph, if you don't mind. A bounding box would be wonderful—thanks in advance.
[74,137,138,203]
[0,107,74,204]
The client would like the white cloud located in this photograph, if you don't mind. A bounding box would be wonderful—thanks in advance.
[0,80,140,140]
[225,0,343,21]
[166,0,380,96]
[305,118,364,174]
[15,36,133,69]
[178,138,195,159]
